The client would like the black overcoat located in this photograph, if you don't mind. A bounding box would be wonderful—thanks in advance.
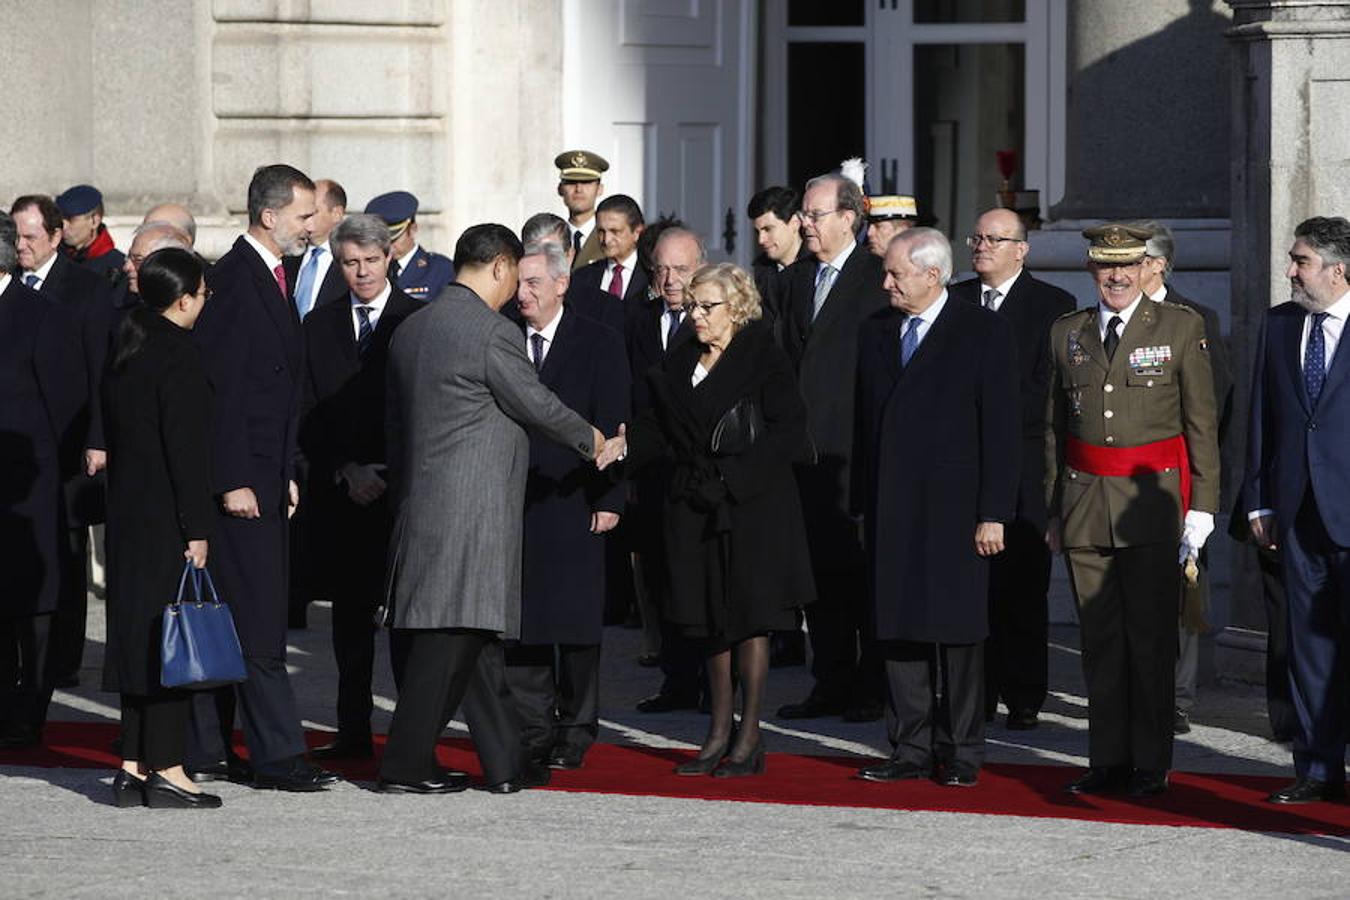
[519,309,630,644]
[193,236,304,659]
[299,288,423,602]
[0,278,85,617]
[779,247,889,573]
[950,270,1075,530]
[854,298,1021,644]
[101,310,215,694]
[626,321,816,637]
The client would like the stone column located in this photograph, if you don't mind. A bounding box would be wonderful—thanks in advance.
[1222,0,1350,662]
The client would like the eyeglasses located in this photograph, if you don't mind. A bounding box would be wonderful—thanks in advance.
[681,300,726,316]
[800,208,842,224]
[965,234,1025,248]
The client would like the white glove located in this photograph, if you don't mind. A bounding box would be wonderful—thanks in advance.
[1178,510,1215,564]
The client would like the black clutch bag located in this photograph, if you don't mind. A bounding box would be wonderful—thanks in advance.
[710,397,763,457]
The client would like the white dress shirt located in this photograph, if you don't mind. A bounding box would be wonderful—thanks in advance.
[1098,293,1144,342]
[660,306,684,351]
[351,283,391,341]
[571,216,596,251]
[525,305,564,366]
[243,232,284,276]
[979,270,1023,313]
[691,361,709,387]
[1147,284,1168,303]
[904,288,949,353]
[395,244,420,278]
[604,250,639,298]
[816,239,857,285]
[22,251,59,290]
[0,273,11,296]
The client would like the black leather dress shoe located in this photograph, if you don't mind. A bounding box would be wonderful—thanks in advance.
[777,694,846,720]
[1065,766,1130,795]
[546,747,585,770]
[1173,708,1191,735]
[187,756,254,785]
[253,757,341,792]
[636,692,699,714]
[482,762,552,794]
[1127,769,1169,797]
[377,772,470,794]
[939,765,980,788]
[144,773,223,809]
[111,769,147,808]
[310,738,374,761]
[1267,777,1347,804]
[857,759,931,782]
[842,700,884,723]
[1006,709,1039,731]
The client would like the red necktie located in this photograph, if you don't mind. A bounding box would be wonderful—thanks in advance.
[607,263,624,298]
[273,262,288,299]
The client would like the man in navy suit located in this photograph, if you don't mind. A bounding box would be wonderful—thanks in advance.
[187,164,339,791]
[364,190,454,303]
[505,240,629,769]
[1246,216,1350,804]
[853,227,1020,786]
[299,213,425,760]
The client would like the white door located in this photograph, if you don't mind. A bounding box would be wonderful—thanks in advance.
[563,0,756,263]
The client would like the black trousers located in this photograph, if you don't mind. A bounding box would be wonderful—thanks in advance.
[881,640,985,771]
[804,567,882,705]
[1257,544,1297,741]
[121,691,190,770]
[51,526,89,682]
[382,629,527,786]
[186,655,307,770]
[504,642,601,760]
[0,612,56,736]
[1067,543,1178,772]
[331,594,379,741]
[985,518,1052,716]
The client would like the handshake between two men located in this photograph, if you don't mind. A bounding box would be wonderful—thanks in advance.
[579,423,628,535]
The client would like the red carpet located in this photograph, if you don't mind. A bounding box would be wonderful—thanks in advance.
[4,721,1348,836]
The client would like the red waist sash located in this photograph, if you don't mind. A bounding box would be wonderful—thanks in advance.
[1064,434,1191,513]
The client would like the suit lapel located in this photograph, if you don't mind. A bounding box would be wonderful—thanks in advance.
[897,300,957,386]
[810,249,864,340]
[238,237,301,367]
[539,309,578,383]
[328,297,359,367]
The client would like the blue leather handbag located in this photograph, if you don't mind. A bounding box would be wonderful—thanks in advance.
[161,562,247,689]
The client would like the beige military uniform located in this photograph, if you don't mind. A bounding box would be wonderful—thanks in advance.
[1044,295,1220,774]
[572,228,604,271]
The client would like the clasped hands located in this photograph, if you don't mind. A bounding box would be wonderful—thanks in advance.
[594,423,628,471]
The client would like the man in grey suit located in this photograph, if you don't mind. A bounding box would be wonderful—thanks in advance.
[376,224,605,795]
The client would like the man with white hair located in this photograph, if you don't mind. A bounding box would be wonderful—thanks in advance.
[853,228,1020,787]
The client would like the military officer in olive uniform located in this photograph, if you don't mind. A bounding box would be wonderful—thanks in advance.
[364,191,454,303]
[555,150,608,271]
[1044,223,1220,798]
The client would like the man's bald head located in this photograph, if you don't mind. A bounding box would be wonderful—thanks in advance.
[124,220,193,293]
[142,203,197,246]
[969,207,1028,285]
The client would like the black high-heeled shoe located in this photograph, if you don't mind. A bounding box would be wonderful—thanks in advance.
[111,769,146,808]
[674,732,735,776]
[144,772,223,809]
[713,738,765,778]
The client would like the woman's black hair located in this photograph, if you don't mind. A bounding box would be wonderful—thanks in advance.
[110,247,205,372]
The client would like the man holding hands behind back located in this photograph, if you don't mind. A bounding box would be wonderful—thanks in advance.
[377,225,607,795]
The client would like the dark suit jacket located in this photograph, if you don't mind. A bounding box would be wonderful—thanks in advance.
[194,235,305,658]
[626,295,696,416]
[1164,285,1234,448]
[779,245,889,570]
[1244,300,1350,545]
[0,278,85,617]
[950,270,1075,529]
[35,253,114,525]
[520,309,630,645]
[299,287,423,600]
[753,244,812,328]
[854,299,1020,643]
[572,257,650,306]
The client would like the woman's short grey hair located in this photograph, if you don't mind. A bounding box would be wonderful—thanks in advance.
[894,227,953,285]
[686,263,762,326]
[330,213,390,257]
[522,240,570,280]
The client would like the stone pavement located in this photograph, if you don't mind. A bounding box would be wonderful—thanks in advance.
[2,577,1347,898]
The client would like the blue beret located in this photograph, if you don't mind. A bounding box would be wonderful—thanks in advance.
[364,190,419,226]
[56,184,103,217]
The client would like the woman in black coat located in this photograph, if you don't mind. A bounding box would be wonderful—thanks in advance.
[102,248,220,809]
[600,263,816,776]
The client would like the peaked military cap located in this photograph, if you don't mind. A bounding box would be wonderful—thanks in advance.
[365,190,419,239]
[555,150,609,183]
[56,184,103,217]
[1083,223,1153,264]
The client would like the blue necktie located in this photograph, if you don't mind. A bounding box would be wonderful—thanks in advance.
[355,305,373,356]
[1305,311,1330,405]
[812,265,837,320]
[23,273,39,289]
[295,247,324,319]
[665,309,682,347]
[900,316,921,368]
